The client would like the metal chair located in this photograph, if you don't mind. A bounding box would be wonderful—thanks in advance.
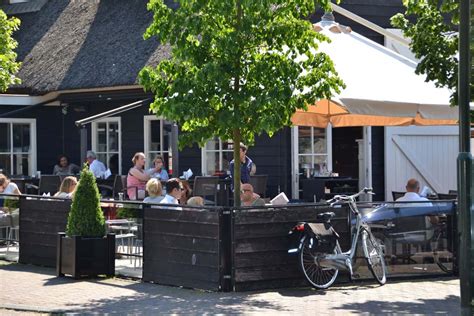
[249,175,268,198]
[193,176,219,206]
[38,175,61,195]
[392,191,405,201]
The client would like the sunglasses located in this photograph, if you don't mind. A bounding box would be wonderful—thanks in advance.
[240,189,252,193]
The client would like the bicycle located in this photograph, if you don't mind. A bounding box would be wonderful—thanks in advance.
[288,187,387,289]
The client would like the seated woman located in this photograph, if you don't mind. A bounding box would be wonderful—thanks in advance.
[53,155,80,175]
[143,178,164,204]
[127,152,150,200]
[54,176,78,198]
[147,155,169,181]
[0,174,21,196]
[0,174,21,208]
[179,180,192,205]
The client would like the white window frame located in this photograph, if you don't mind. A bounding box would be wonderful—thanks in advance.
[92,117,122,174]
[291,125,332,199]
[0,118,37,176]
[201,138,234,176]
[143,115,173,171]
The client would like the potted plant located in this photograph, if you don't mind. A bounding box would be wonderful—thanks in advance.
[56,164,115,278]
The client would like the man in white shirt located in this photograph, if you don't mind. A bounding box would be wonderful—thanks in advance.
[159,178,182,210]
[86,150,106,178]
[396,178,432,206]
[396,178,436,241]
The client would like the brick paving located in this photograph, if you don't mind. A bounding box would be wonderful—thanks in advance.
[0,260,460,315]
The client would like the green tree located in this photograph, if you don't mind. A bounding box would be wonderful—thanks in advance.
[66,165,106,237]
[391,0,473,104]
[0,9,21,92]
[139,0,344,205]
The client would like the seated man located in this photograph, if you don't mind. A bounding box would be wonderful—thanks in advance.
[396,178,431,206]
[240,183,265,207]
[159,178,182,210]
[86,150,107,178]
[395,178,436,242]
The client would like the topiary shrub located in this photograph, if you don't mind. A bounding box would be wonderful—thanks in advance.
[66,164,105,237]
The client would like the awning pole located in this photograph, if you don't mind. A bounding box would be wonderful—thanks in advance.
[80,126,88,167]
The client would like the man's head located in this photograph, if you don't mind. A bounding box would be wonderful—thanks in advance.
[165,178,183,199]
[406,178,420,193]
[86,150,97,164]
[240,183,254,203]
[239,143,248,162]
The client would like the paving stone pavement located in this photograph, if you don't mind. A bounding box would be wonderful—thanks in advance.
[0,261,460,315]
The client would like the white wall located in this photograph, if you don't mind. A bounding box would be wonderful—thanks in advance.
[385,126,459,200]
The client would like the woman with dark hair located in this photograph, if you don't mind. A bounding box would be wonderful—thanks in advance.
[53,155,80,175]
[147,155,169,181]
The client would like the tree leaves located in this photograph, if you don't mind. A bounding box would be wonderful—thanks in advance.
[139,0,344,204]
[0,10,21,92]
[391,0,468,105]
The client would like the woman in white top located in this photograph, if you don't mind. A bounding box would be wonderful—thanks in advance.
[0,174,21,195]
[54,176,78,199]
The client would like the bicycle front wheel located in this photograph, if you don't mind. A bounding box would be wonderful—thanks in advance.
[362,230,387,285]
[299,237,340,289]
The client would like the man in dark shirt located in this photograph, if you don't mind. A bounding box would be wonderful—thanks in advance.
[229,143,253,184]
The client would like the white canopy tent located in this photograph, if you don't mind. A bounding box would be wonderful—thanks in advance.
[292,14,458,127]
[291,13,459,201]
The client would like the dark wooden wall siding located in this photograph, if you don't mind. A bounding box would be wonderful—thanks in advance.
[142,207,222,291]
[232,205,350,291]
[371,127,385,201]
[250,128,292,198]
[19,198,70,267]
[179,143,202,177]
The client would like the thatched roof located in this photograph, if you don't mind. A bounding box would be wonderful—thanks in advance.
[8,0,173,95]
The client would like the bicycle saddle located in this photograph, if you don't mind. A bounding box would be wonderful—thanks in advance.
[317,212,335,221]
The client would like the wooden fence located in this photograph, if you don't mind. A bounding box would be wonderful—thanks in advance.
[231,205,350,291]
[19,198,70,267]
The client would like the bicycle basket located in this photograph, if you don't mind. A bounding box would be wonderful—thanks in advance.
[304,223,338,253]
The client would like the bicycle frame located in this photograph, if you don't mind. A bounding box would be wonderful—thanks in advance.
[310,191,371,275]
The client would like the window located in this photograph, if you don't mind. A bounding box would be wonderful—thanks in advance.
[144,116,173,173]
[92,118,121,174]
[201,138,234,176]
[291,126,332,198]
[297,126,330,175]
[0,119,36,176]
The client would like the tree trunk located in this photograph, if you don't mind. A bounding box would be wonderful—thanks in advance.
[233,128,241,207]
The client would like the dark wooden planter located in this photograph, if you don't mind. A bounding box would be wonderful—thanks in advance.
[56,233,115,278]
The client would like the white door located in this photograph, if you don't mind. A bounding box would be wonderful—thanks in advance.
[385,126,459,200]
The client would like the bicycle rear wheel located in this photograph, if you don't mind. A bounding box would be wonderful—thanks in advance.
[299,237,340,289]
[362,229,387,285]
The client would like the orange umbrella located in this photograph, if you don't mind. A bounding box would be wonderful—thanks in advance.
[291,99,458,128]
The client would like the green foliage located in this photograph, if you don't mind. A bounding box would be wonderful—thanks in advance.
[3,198,19,211]
[116,207,139,219]
[66,164,105,237]
[391,0,473,105]
[0,10,21,92]
[139,0,344,205]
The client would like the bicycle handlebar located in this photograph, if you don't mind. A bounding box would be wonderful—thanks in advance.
[327,187,374,207]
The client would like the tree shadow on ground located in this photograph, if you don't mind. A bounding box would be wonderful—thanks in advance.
[334,295,460,315]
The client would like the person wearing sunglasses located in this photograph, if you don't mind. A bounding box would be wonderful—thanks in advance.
[160,178,183,207]
[240,183,265,207]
